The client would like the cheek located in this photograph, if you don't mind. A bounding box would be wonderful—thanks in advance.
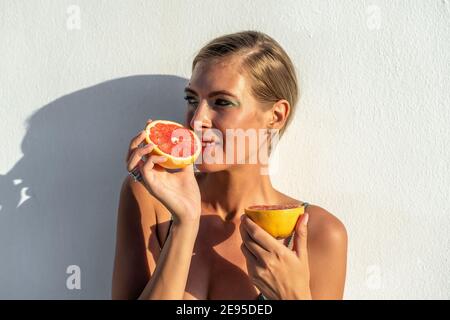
[217,110,264,139]
[191,107,268,166]
[217,109,260,132]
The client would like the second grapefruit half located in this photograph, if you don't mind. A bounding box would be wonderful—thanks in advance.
[244,204,306,239]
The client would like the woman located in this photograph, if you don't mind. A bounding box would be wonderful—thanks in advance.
[112,31,347,300]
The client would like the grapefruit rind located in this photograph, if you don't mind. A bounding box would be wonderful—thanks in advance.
[244,204,306,239]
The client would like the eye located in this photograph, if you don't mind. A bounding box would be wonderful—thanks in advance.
[215,99,232,107]
[183,96,198,107]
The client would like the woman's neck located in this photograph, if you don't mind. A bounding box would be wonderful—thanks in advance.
[198,165,279,222]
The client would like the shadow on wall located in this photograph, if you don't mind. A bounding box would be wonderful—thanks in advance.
[0,75,189,299]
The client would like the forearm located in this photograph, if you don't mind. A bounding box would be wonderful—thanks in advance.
[138,220,199,300]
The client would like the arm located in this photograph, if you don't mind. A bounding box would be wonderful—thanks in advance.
[112,176,199,300]
[138,219,198,299]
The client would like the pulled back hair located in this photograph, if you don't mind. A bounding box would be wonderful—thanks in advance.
[192,30,299,137]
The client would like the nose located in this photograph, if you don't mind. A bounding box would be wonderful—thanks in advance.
[189,102,212,131]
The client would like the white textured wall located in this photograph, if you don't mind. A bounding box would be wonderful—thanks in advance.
[1,0,449,299]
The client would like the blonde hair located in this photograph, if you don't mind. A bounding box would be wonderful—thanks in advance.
[192,30,299,137]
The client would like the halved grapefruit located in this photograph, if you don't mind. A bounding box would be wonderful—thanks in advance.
[144,120,201,169]
[244,204,305,239]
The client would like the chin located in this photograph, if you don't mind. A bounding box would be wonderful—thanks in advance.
[195,163,228,173]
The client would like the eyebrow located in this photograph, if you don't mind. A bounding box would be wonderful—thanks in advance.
[184,87,238,99]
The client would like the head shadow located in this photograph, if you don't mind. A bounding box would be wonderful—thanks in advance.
[0,74,189,298]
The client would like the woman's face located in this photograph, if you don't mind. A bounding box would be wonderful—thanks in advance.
[184,57,273,172]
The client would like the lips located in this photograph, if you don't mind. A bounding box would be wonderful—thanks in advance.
[202,141,216,148]
[201,139,220,149]
[201,136,220,148]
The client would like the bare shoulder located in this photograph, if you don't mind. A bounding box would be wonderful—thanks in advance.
[275,192,347,247]
[119,176,172,232]
[306,204,348,251]
[267,192,347,298]
[121,174,148,200]
[303,204,348,299]
[120,175,191,246]
[120,175,157,216]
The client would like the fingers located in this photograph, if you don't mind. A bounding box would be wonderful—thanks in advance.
[178,163,195,173]
[139,155,167,186]
[240,242,267,291]
[126,144,154,172]
[240,242,257,264]
[239,219,269,262]
[240,215,278,253]
[126,131,147,163]
[125,119,153,163]
[142,154,167,172]
[293,213,309,259]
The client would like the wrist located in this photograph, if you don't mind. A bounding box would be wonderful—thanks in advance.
[171,216,200,234]
[171,207,201,226]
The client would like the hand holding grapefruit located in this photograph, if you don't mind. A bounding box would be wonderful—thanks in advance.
[125,119,202,224]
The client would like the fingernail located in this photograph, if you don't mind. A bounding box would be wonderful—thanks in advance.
[302,213,309,226]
